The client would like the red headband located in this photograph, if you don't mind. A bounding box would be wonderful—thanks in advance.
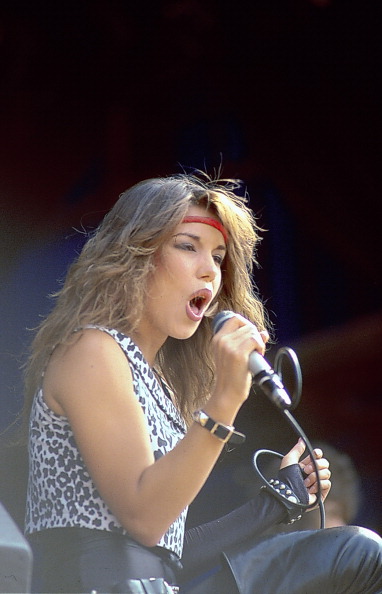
[182,215,229,243]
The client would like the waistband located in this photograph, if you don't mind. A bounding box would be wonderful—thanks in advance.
[29,528,182,590]
[152,544,183,575]
[89,579,179,593]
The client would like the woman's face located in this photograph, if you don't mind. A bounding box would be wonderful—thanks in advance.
[135,204,227,353]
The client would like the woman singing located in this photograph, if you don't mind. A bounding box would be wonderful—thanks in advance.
[24,173,382,593]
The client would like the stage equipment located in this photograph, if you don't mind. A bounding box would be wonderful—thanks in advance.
[0,501,32,593]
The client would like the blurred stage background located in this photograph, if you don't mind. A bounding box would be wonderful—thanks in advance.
[1,0,381,534]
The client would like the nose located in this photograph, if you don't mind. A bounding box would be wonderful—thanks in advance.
[197,253,219,282]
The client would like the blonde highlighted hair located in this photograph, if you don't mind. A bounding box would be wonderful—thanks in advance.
[24,172,269,422]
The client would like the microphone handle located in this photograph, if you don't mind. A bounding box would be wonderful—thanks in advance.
[249,352,292,408]
[213,311,291,408]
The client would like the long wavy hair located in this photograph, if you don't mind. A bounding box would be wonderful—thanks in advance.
[23,172,269,424]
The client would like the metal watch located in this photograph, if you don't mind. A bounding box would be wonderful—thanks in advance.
[192,409,245,445]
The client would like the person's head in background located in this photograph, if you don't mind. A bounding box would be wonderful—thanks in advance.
[297,442,361,529]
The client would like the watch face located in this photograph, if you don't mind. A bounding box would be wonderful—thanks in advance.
[193,410,206,426]
[199,411,208,426]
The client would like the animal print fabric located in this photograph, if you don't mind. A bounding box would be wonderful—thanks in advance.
[25,327,188,556]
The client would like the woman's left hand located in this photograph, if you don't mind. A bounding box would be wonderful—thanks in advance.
[281,438,332,507]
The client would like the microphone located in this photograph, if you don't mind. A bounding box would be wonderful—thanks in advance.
[212,311,292,409]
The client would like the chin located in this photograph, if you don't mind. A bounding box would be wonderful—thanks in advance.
[170,325,199,341]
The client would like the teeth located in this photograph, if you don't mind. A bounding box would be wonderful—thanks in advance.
[194,296,205,307]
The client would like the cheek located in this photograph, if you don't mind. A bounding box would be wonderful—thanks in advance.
[213,273,223,297]
[145,264,168,299]
[147,256,184,299]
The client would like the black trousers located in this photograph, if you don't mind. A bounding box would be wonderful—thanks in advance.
[29,525,382,594]
[181,526,382,593]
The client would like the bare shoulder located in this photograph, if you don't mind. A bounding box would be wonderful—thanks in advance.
[43,327,132,415]
[65,326,122,353]
[50,327,128,376]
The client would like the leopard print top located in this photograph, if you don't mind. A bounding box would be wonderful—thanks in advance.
[25,327,188,556]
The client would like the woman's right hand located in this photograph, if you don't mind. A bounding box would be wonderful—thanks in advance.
[208,313,268,419]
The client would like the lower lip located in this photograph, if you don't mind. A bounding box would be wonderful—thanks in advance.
[186,302,203,322]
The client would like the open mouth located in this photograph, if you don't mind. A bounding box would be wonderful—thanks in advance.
[187,288,212,319]
[189,294,207,315]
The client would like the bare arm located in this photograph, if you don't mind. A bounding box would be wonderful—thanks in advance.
[43,318,265,547]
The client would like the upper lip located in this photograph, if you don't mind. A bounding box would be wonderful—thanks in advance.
[188,288,213,312]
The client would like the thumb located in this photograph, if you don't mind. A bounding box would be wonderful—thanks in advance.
[280,438,306,469]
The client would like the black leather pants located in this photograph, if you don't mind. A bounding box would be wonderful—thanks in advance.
[181,526,382,593]
[30,525,382,593]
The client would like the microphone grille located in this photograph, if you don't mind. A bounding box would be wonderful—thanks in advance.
[212,310,235,334]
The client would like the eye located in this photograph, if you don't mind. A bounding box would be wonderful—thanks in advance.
[177,242,196,252]
[213,254,224,266]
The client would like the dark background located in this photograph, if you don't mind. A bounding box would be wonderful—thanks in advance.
[1,0,381,533]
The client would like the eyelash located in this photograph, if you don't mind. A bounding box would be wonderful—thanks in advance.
[213,254,224,266]
[176,243,224,266]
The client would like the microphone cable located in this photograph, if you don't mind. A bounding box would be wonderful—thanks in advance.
[251,346,326,529]
[211,312,325,528]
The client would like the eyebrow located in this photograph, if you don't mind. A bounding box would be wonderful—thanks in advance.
[173,232,226,252]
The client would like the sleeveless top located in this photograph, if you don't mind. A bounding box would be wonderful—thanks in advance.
[25,327,188,556]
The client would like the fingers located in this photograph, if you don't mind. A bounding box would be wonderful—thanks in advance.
[281,443,332,506]
[304,465,331,493]
[301,449,329,481]
[211,314,267,406]
[301,449,332,504]
[214,313,267,355]
[301,449,325,475]
[260,329,270,345]
[300,447,323,468]
[280,438,306,469]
